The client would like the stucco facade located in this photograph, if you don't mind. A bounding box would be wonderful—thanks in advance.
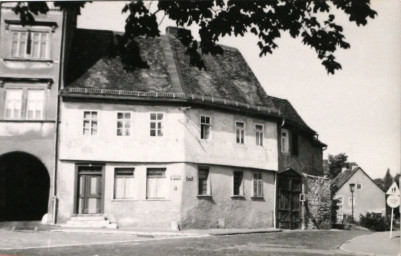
[334,168,386,221]
[0,3,76,222]
[57,99,278,228]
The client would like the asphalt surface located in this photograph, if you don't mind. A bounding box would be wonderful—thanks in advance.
[0,229,370,256]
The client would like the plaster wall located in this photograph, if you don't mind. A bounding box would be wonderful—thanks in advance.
[57,161,185,228]
[335,170,386,220]
[0,5,63,84]
[60,102,278,171]
[184,108,278,170]
[59,102,187,163]
[180,164,276,229]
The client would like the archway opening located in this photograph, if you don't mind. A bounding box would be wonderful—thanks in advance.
[0,152,50,221]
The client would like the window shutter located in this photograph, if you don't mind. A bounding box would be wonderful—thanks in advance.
[292,132,299,156]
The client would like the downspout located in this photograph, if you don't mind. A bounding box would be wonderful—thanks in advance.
[52,8,68,225]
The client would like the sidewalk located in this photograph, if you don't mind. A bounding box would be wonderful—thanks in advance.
[0,226,281,250]
[51,226,282,237]
[341,231,400,256]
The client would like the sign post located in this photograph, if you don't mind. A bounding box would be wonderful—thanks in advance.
[386,182,400,239]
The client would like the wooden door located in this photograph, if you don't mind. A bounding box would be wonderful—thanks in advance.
[77,167,103,214]
[277,171,302,229]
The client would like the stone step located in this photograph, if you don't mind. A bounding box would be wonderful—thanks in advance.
[70,216,106,221]
[63,220,112,228]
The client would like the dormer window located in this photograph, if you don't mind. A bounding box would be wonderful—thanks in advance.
[10,29,50,60]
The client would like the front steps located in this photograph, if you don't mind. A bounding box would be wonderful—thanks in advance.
[62,215,118,229]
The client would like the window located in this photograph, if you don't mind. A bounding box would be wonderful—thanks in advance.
[253,172,263,197]
[348,197,356,207]
[4,89,22,119]
[198,167,210,195]
[281,129,289,153]
[235,121,245,144]
[117,112,131,136]
[233,171,244,196]
[150,113,163,136]
[26,90,45,119]
[114,168,135,199]
[146,168,167,199]
[83,111,98,135]
[255,124,263,146]
[200,115,211,140]
[357,184,362,189]
[10,30,50,59]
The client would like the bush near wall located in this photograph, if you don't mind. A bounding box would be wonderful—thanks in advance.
[304,174,332,229]
[359,212,390,231]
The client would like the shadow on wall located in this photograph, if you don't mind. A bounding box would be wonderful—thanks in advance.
[0,152,50,221]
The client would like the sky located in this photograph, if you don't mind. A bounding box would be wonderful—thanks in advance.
[77,0,401,179]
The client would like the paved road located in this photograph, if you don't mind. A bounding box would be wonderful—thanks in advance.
[0,230,369,256]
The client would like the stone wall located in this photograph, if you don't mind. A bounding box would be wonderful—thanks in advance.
[304,174,331,229]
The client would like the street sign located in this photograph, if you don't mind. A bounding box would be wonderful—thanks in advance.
[387,195,400,208]
[386,182,400,196]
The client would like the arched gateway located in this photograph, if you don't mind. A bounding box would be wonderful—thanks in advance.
[0,152,50,221]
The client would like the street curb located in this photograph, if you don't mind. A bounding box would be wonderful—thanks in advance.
[51,229,204,237]
[209,229,282,236]
[50,228,282,237]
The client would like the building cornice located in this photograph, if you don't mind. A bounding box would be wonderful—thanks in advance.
[0,77,54,88]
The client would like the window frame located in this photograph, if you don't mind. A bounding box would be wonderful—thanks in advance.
[116,111,132,137]
[235,121,245,144]
[146,168,167,200]
[252,172,263,198]
[255,123,264,146]
[232,170,244,197]
[149,112,164,137]
[8,26,51,60]
[200,115,212,140]
[114,168,135,200]
[26,89,45,120]
[82,110,99,136]
[281,129,290,153]
[348,196,356,207]
[4,88,23,119]
[197,166,211,196]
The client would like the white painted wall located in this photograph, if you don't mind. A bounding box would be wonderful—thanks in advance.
[335,169,386,220]
[59,102,278,171]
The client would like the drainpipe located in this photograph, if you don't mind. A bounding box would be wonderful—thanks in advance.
[273,172,277,228]
[52,8,68,225]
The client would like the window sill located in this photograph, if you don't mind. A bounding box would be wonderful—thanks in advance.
[146,198,169,201]
[231,195,246,200]
[251,196,265,201]
[4,58,53,63]
[111,199,137,202]
[197,195,212,199]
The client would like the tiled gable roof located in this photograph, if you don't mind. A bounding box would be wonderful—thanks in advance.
[331,167,385,193]
[64,27,320,137]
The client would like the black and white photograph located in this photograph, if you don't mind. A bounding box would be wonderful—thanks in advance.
[0,0,399,255]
